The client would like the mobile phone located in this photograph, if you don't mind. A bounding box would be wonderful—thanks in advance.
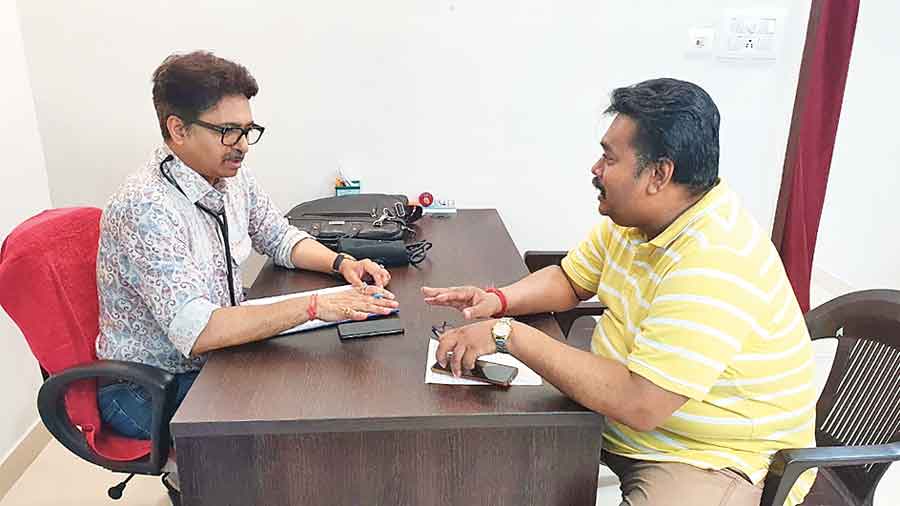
[337,318,404,340]
[431,360,519,387]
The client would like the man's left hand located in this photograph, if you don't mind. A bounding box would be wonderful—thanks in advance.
[340,258,391,287]
[435,319,498,377]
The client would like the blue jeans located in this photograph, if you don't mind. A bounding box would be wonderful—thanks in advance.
[97,371,198,440]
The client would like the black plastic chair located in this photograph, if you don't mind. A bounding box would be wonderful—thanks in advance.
[523,250,606,342]
[762,289,900,506]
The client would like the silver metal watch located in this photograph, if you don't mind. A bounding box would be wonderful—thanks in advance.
[492,317,514,354]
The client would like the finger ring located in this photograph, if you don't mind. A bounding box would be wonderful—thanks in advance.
[342,307,353,318]
[358,283,368,294]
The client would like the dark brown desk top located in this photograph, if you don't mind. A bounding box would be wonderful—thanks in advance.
[171,209,602,438]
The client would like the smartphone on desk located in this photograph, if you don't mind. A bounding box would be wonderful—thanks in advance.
[431,360,519,387]
[337,318,404,340]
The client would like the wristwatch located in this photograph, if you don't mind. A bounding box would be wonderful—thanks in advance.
[492,317,514,354]
[331,253,355,274]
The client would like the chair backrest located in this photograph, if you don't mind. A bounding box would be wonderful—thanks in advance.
[806,289,900,504]
[0,207,103,429]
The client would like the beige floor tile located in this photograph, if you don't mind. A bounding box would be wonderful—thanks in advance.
[0,439,170,506]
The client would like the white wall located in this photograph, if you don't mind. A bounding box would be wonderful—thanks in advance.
[17,0,809,259]
[815,0,900,294]
[0,0,52,466]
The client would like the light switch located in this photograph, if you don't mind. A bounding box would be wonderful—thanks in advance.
[687,26,716,57]
[718,8,785,61]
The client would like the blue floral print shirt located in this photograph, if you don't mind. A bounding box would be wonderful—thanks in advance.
[95,146,310,373]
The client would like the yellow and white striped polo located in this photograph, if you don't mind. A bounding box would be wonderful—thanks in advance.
[562,179,816,506]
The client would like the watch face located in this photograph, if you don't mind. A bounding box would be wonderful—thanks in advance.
[494,321,512,339]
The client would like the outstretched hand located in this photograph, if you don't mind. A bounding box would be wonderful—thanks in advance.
[421,286,502,320]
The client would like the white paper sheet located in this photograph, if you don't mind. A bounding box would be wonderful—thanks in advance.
[423,339,543,386]
[242,285,355,335]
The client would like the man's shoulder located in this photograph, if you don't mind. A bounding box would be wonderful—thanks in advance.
[102,170,181,231]
[674,194,772,267]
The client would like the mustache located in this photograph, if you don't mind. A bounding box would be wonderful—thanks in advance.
[224,151,244,162]
[592,176,605,193]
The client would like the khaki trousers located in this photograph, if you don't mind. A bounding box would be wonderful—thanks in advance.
[602,451,763,506]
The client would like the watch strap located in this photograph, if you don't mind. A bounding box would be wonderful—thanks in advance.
[331,253,355,273]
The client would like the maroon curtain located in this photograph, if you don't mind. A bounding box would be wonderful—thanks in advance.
[772,0,860,312]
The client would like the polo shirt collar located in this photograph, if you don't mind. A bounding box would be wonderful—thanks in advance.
[647,178,727,249]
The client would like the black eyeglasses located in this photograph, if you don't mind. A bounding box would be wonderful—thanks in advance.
[191,119,265,146]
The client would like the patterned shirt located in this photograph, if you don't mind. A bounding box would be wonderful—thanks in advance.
[561,179,816,506]
[95,145,310,373]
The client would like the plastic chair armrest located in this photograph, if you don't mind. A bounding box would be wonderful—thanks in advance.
[37,360,178,474]
[761,442,900,506]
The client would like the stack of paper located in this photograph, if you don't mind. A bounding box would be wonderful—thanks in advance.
[243,285,354,335]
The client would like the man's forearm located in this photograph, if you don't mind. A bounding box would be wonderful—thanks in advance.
[506,322,663,431]
[502,266,582,316]
[191,296,311,356]
[290,238,339,273]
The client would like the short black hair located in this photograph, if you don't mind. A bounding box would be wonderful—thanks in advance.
[605,78,720,194]
[152,51,259,140]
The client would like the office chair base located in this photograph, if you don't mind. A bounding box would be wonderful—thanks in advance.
[162,473,181,506]
[107,473,135,499]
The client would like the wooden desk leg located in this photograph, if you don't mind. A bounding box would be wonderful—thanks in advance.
[176,426,601,506]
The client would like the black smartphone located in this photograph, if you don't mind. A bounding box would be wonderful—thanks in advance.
[337,318,404,340]
[431,360,519,387]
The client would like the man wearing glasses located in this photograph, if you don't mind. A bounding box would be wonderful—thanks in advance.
[95,51,399,499]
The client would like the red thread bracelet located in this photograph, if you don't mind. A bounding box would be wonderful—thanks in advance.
[307,294,318,320]
[484,287,508,317]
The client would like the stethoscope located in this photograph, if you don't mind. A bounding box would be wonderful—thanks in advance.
[159,154,237,306]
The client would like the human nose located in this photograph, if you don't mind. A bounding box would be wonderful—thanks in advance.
[235,133,250,152]
[591,158,604,178]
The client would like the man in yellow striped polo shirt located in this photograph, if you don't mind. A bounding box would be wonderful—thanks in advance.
[423,78,816,506]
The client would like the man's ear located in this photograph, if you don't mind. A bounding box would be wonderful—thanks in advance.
[647,158,675,195]
[166,115,189,144]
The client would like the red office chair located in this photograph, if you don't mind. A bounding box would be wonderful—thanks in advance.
[0,207,179,501]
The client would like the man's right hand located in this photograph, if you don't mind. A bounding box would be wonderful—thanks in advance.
[421,286,502,320]
[317,284,399,321]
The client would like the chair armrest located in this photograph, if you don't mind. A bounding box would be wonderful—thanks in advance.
[761,442,900,506]
[554,302,606,338]
[523,250,568,273]
[523,250,606,337]
[37,360,178,475]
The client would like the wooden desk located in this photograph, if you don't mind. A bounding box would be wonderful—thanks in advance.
[171,209,604,506]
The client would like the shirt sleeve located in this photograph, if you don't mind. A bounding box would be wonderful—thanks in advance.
[561,220,609,294]
[628,257,752,401]
[242,168,311,268]
[116,202,219,357]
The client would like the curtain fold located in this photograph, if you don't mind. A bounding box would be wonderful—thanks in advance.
[772,0,860,312]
